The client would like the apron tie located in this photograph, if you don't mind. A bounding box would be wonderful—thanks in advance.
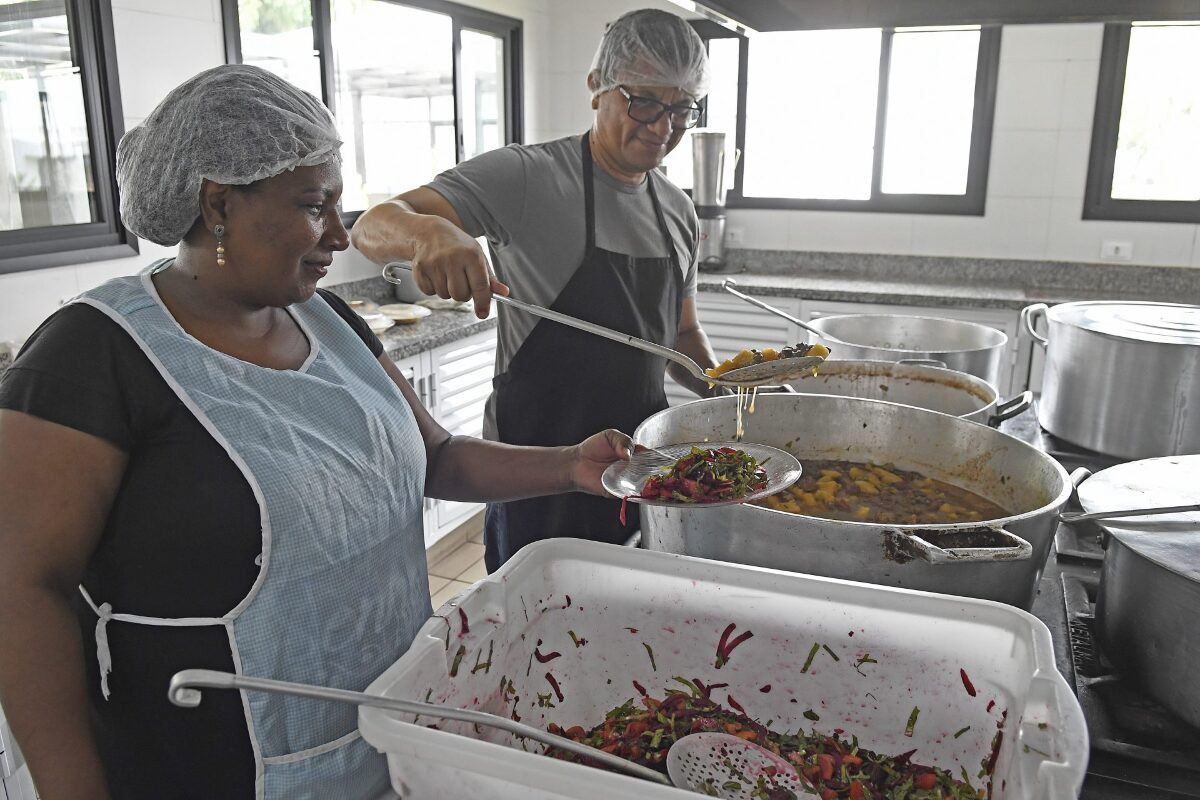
[95,601,114,700]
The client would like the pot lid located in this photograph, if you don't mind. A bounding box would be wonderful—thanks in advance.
[1078,455,1200,583]
[1049,301,1200,345]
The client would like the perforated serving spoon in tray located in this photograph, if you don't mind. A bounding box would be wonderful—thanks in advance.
[383,263,825,388]
[169,670,813,796]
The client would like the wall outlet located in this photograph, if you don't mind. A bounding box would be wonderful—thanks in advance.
[1100,240,1134,261]
[726,227,744,245]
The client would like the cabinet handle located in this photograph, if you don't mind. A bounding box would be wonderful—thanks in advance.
[428,374,438,409]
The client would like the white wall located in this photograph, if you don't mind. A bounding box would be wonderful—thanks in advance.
[6,4,1200,345]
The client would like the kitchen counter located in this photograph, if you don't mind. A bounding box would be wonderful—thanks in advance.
[702,249,1200,311]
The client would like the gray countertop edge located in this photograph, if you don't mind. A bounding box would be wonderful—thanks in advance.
[378,314,497,361]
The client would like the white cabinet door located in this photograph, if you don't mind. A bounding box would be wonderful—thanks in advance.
[800,298,1022,396]
[392,352,438,544]
[427,330,498,543]
[665,291,804,406]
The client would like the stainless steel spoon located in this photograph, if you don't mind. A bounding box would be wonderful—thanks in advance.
[1058,503,1200,524]
[382,263,825,387]
[721,278,850,347]
[169,668,670,785]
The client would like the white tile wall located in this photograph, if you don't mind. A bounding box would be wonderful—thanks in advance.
[987,130,1059,198]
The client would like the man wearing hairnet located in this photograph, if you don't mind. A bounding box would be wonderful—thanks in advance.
[354,8,722,571]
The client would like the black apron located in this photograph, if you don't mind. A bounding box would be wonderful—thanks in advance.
[484,132,684,572]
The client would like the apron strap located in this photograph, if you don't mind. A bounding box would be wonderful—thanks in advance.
[581,131,597,251]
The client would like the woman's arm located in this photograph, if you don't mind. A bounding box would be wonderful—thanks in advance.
[378,356,630,502]
[0,410,125,800]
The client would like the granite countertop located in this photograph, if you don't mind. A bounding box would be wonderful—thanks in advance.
[700,249,1200,311]
[376,308,496,360]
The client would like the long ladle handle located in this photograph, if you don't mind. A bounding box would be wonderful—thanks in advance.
[721,279,840,345]
[1059,503,1200,524]
[169,668,669,785]
[383,262,707,378]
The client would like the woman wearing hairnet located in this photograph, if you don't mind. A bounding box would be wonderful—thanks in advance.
[0,64,634,800]
[354,9,723,572]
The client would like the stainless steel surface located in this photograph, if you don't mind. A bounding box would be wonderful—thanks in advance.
[697,214,734,273]
[1059,503,1200,523]
[667,732,805,799]
[383,262,823,387]
[168,669,671,785]
[805,314,1007,387]
[1026,301,1200,459]
[635,394,1071,609]
[1079,456,1200,729]
[784,358,1030,426]
[721,278,846,344]
[691,131,730,207]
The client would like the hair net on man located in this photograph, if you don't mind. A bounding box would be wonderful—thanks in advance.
[116,64,342,246]
[589,8,710,100]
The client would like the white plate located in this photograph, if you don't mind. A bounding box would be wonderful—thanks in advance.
[366,316,395,334]
[602,442,801,507]
[379,303,433,324]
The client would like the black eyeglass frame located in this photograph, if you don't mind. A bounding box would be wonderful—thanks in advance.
[616,86,704,129]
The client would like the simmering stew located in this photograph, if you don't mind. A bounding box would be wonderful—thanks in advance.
[756,459,1010,524]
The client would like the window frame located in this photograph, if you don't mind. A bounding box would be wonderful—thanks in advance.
[222,0,523,225]
[1083,22,1200,224]
[692,20,1001,215]
[0,0,136,275]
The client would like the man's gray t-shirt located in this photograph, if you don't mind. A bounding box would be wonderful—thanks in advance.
[428,134,699,439]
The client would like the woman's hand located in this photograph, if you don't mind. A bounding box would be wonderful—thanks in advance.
[566,429,633,495]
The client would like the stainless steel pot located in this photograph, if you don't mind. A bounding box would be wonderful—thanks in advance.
[786,359,1030,426]
[1079,455,1200,728]
[806,314,1008,388]
[1023,301,1200,460]
[634,394,1071,609]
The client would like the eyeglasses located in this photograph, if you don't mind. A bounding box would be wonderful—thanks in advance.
[617,87,703,129]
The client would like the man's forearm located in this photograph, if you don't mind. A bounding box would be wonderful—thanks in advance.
[350,199,426,265]
[671,325,722,397]
[0,585,110,799]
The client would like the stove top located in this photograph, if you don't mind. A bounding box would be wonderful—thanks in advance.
[999,402,1200,798]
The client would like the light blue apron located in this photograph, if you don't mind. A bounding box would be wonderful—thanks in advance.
[74,260,429,799]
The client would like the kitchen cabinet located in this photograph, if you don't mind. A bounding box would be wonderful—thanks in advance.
[394,329,498,548]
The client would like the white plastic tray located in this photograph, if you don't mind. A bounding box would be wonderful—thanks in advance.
[361,540,1087,799]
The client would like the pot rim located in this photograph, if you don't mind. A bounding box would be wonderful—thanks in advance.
[1046,300,1200,347]
[801,359,998,407]
[809,313,1009,355]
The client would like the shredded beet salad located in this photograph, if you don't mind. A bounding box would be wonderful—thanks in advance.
[640,446,768,503]
[545,680,983,800]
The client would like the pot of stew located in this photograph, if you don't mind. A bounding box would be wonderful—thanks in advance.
[634,394,1071,610]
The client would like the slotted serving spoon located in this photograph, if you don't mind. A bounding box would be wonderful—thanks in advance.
[170,670,813,797]
[721,278,850,347]
[382,263,825,387]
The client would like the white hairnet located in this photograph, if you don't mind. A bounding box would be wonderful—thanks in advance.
[589,8,710,100]
[116,64,342,246]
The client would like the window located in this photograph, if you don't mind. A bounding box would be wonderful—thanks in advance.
[0,0,133,274]
[1085,21,1200,223]
[223,0,522,218]
[668,21,1000,214]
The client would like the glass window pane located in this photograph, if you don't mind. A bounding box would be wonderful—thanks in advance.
[881,27,979,195]
[0,1,99,231]
[742,29,881,200]
[662,36,738,191]
[331,0,455,212]
[236,0,322,101]
[1111,22,1200,202]
[460,29,505,160]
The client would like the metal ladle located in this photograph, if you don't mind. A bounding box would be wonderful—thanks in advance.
[1058,503,1200,524]
[382,263,825,387]
[721,278,850,347]
[169,669,809,796]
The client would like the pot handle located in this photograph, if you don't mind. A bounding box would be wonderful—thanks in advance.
[1067,466,1091,508]
[987,390,1033,427]
[1021,303,1049,348]
[902,527,1033,564]
[897,358,948,369]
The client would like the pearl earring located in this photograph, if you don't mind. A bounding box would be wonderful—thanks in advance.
[214,224,226,267]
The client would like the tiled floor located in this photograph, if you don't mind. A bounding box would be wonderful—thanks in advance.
[427,522,485,609]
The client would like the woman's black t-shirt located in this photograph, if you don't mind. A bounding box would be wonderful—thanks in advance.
[0,288,383,799]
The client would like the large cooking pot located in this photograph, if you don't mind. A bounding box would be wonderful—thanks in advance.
[806,314,1007,388]
[634,394,1070,610]
[1080,456,1200,728]
[787,359,1030,426]
[1023,301,1200,459]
